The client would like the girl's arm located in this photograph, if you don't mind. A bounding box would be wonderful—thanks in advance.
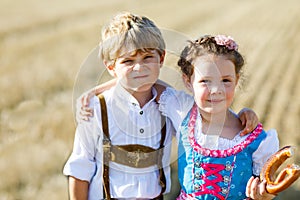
[80,78,117,107]
[69,176,89,200]
[76,79,117,122]
[78,79,169,121]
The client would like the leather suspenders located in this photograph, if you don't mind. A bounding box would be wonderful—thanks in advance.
[99,94,111,199]
[98,94,166,200]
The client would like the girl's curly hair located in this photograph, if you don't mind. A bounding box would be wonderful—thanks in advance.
[178,35,244,80]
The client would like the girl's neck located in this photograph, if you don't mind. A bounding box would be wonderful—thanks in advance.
[200,109,230,125]
[200,109,242,139]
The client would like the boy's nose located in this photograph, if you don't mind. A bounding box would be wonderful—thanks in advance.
[132,63,142,71]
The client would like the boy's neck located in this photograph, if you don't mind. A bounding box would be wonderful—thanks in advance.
[130,89,153,108]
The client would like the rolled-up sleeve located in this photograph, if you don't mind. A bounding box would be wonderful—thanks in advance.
[63,97,102,182]
[252,129,279,176]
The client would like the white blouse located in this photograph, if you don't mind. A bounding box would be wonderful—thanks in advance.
[64,83,174,200]
[159,87,279,176]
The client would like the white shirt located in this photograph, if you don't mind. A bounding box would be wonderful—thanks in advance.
[158,87,279,176]
[63,83,174,200]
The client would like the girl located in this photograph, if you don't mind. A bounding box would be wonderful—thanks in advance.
[158,35,278,199]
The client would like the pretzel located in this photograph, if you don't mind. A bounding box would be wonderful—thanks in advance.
[260,146,300,194]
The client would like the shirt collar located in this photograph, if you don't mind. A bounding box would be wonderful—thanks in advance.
[112,81,158,108]
[109,82,161,138]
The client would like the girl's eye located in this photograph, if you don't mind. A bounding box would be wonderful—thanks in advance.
[222,79,234,83]
[199,80,209,84]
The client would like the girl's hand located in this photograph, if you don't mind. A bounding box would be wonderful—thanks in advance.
[76,89,95,122]
[76,79,117,123]
[238,108,259,136]
[246,176,276,200]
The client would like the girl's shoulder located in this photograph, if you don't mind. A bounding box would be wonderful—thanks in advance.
[159,87,194,115]
[261,128,279,145]
[159,87,193,104]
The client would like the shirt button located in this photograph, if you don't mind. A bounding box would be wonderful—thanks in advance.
[139,111,143,115]
[140,129,144,133]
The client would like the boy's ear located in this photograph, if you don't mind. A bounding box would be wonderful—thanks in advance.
[159,51,166,67]
[104,61,117,77]
[182,74,193,92]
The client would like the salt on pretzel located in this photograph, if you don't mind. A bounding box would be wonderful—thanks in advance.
[260,146,300,194]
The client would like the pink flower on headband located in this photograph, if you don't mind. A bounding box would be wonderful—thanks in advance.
[214,35,238,50]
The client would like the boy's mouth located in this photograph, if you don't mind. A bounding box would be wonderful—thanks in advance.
[133,74,148,79]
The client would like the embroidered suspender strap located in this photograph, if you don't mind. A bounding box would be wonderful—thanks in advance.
[98,94,111,200]
[110,144,159,168]
[157,117,167,197]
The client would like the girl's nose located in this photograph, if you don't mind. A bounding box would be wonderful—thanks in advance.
[210,84,224,94]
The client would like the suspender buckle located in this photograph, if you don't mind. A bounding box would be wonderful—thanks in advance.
[103,138,111,163]
[103,138,111,149]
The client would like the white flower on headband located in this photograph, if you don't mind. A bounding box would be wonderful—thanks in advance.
[214,35,238,50]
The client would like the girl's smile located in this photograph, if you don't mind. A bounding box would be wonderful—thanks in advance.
[185,54,239,115]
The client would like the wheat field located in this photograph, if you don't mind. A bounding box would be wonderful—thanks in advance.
[1,0,300,199]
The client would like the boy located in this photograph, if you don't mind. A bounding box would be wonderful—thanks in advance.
[63,12,174,200]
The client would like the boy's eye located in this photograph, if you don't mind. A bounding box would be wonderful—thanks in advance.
[121,60,133,64]
[144,55,153,59]
[144,55,155,61]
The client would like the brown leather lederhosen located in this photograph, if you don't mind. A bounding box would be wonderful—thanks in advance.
[98,94,166,200]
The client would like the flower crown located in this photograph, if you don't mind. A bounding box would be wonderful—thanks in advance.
[214,35,238,51]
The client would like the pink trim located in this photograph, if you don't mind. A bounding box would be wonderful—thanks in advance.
[177,189,225,200]
[188,104,263,158]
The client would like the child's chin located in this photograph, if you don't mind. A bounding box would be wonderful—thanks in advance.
[127,84,153,93]
[201,107,227,114]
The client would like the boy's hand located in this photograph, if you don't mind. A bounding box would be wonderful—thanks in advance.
[246,176,276,200]
[154,79,170,102]
[154,83,166,102]
[238,108,259,136]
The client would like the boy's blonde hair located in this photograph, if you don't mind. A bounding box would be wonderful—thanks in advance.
[99,12,165,66]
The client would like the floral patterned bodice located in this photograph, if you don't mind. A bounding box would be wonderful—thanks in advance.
[177,104,267,200]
